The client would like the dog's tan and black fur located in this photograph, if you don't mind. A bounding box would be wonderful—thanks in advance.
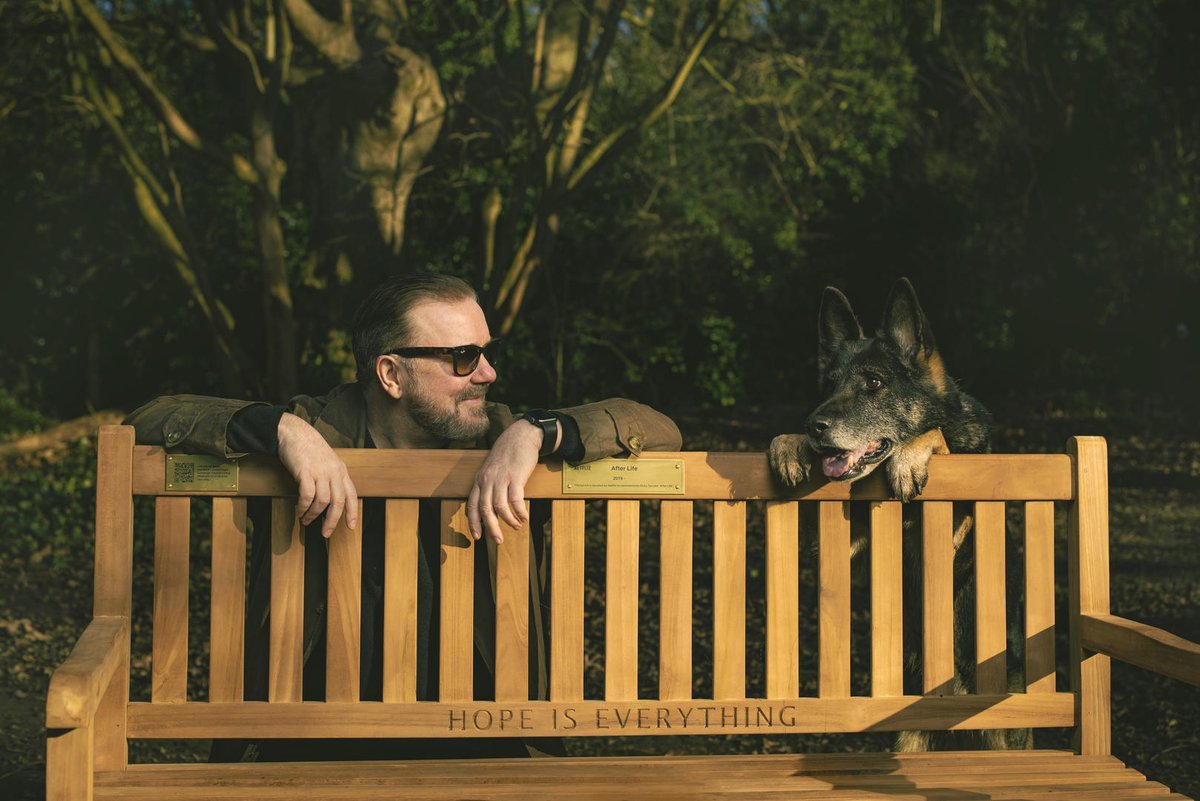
[768,277,991,505]
[769,278,1027,751]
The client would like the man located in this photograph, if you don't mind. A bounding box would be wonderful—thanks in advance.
[125,273,681,759]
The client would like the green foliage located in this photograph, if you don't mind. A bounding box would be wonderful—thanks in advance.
[3,0,1199,417]
[0,389,54,441]
[0,438,96,569]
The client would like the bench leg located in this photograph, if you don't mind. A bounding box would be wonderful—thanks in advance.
[93,652,128,771]
[47,726,93,801]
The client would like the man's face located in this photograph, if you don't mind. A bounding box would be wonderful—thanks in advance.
[398,297,497,441]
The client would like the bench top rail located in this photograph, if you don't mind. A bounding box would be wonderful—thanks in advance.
[131,446,1074,500]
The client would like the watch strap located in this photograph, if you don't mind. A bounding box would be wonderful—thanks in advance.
[522,409,559,456]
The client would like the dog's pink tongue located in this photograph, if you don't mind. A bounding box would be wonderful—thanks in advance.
[822,444,873,478]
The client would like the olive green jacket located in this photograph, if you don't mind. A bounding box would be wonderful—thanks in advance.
[124,386,681,709]
[124,382,682,462]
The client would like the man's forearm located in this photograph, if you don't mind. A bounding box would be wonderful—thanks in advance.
[553,398,682,463]
[123,394,271,457]
[227,405,288,454]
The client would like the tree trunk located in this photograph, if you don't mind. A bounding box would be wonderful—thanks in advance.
[250,104,297,401]
[298,37,445,293]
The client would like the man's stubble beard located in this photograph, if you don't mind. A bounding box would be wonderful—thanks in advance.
[406,383,491,442]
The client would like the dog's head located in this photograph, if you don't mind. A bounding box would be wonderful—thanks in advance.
[805,278,952,481]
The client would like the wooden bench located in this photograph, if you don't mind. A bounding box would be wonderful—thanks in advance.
[46,426,1200,800]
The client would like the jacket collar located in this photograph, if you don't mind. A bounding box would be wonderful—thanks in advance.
[307,383,369,448]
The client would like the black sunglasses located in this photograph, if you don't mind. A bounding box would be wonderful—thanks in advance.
[388,338,502,377]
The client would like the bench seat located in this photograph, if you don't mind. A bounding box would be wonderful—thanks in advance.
[95,751,1185,800]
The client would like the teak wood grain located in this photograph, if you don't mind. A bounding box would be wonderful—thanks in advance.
[46,428,1200,801]
[209,498,246,704]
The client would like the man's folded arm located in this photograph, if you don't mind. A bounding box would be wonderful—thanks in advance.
[122,394,282,457]
[551,398,682,463]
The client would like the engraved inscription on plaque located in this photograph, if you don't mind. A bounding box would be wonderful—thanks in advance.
[165,454,239,492]
[562,457,684,495]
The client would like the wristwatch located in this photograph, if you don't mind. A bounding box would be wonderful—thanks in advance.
[521,409,559,457]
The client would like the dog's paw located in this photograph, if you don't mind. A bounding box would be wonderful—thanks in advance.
[886,429,949,502]
[768,434,814,487]
[886,453,929,502]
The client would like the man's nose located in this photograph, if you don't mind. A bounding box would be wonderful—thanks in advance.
[473,353,497,382]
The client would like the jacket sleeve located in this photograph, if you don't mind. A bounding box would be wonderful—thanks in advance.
[122,394,273,458]
[552,398,682,464]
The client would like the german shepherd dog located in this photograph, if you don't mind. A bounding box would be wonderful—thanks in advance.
[768,278,1026,751]
[767,277,991,506]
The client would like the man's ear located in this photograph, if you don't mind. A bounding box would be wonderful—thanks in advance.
[818,286,864,373]
[374,355,406,400]
[882,277,935,360]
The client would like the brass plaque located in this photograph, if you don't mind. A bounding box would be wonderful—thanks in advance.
[563,457,684,495]
[165,454,239,492]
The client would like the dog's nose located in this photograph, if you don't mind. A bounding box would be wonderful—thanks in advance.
[807,417,831,438]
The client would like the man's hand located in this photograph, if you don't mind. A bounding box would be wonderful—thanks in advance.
[276,412,358,538]
[467,420,546,544]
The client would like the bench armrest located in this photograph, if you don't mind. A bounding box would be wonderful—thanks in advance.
[1080,613,1200,687]
[46,616,129,729]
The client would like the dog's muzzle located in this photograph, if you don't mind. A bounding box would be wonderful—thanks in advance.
[821,439,893,480]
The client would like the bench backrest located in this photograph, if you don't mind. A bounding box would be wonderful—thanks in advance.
[91,426,1110,749]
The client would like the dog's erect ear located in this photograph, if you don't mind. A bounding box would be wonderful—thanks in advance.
[818,286,864,372]
[882,277,936,359]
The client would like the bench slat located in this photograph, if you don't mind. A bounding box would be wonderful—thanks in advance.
[152,496,189,703]
[439,501,474,702]
[210,498,246,703]
[383,499,419,703]
[90,751,1116,778]
[550,500,585,702]
[92,751,1150,800]
[1025,501,1056,693]
[606,500,640,701]
[871,501,903,697]
[494,521,529,702]
[922,502,954,695]
[660,501,693,700]
[1069,437,1112,755]
[269,499,304,703]
[712,501,746,700]
[975,502,1007,694]
[130,448,1076,500]
[125,693,1078,739]
[765,501,799,698]
[819,501,851,698]
[94,761,1155,799]
[326,503,363,702]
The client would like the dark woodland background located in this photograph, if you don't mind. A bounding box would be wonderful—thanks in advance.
[1,1,1198,799]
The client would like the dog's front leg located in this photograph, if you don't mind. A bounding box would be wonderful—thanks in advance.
[767,433,818,487]
[886,428,949,501]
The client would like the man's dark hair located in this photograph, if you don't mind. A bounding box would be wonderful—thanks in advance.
[351,273,477,383]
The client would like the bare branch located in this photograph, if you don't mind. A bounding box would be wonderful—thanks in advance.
[284,0,361,66]
[70,0,259,185]
[61,1,255,394]
[197,2,267,94]
[566,0,735,194]
[270,0,294,110]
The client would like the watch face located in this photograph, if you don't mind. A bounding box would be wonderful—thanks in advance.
[524,411,556,454]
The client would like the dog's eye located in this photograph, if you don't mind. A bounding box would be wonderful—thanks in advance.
[865,377,883,390]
